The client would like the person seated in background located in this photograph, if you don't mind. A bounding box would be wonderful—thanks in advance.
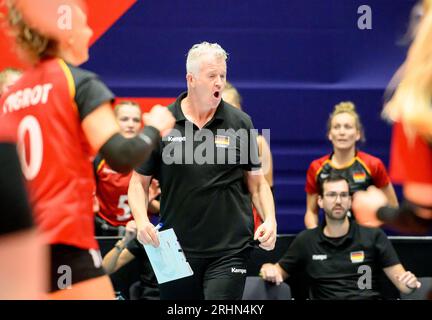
[304,101,398,229]
[0,67,22,97]
[94,101,161,236]
[102,220,159,300]
[222,81,274,231]
[260,173,420,300]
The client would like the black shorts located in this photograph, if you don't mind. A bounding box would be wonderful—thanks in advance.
[159,249,251,300]
[49,244,106,293]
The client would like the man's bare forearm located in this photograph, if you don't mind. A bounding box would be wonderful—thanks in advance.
[252,180,276,223]
[128,174,150,227]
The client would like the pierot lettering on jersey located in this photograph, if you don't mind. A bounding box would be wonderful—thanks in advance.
[3,83,53,114]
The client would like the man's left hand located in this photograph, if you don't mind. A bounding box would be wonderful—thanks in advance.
[398,271,422,291]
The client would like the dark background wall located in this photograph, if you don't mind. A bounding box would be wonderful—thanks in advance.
[82,0,417,233]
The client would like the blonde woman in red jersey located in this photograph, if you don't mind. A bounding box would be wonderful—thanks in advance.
[0,1,174,299]
[304,102,398,229]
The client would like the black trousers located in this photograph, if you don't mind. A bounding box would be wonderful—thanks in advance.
[159,249,250,300]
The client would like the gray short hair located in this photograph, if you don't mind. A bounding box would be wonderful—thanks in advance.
[186,42,228,76]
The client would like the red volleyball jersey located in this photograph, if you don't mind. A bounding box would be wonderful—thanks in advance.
[0,58,114,249]
[0,114,16,143]
[305,150,390,194]
[390,122,432,185]
[95,158,134,227]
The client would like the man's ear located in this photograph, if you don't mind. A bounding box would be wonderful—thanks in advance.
[317,195,324,209]
[186,73,195,88]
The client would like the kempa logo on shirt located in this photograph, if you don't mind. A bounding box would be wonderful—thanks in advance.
[167,136,186,142]
[231,268,247,274]
[312,254,328,261]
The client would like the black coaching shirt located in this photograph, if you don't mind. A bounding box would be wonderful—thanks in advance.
[278,221,400,300]
[135,92,261,257]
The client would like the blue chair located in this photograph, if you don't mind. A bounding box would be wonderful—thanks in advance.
[400,277,432,300]
[242,276,292,300]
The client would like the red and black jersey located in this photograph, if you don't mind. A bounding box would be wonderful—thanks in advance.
[305,150,390,194]
[94,155,133,227]
[390,122,432,185]
[0,58,114,249]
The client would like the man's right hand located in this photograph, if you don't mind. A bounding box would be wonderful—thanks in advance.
[143,105,175,137]
[260,263,285,285]
[137,221,160,247]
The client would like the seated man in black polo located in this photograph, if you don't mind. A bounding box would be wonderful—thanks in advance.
[260,172,421,299]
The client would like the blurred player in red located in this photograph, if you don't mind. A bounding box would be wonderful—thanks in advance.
[1,1,174,299]
[94,101,161,236]
[353,0,432,235]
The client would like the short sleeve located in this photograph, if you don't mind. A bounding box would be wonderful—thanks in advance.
[68,65,115,121]
[372,158,391,188]
[135,139,161,177]
[374,229,400,268]
[305,161,318,194]
[241,116,261,171]
[278,233,306,275]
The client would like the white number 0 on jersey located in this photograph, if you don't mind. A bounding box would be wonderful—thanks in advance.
[17,115,43,180]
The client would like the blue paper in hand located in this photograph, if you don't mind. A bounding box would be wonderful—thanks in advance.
[143,228,193,284]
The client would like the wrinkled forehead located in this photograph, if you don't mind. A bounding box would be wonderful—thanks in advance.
[198,54,227,71]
